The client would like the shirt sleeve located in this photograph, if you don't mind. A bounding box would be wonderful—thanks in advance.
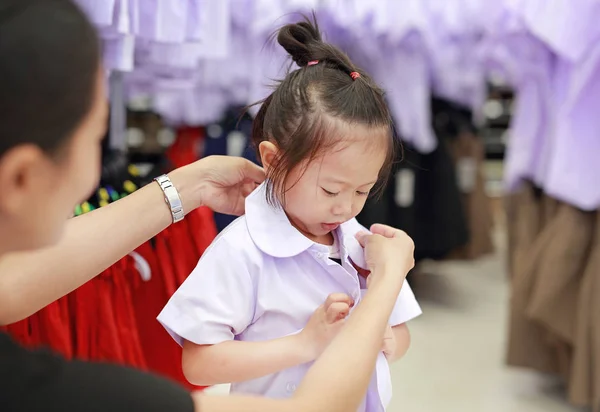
[388,280,422,326]
[0,333,194,412]
[157,236,256,346]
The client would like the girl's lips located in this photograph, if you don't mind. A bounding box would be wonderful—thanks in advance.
[321,223,340,231]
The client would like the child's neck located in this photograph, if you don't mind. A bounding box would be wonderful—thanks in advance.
[290,223,335,246]
[311,231,335,246]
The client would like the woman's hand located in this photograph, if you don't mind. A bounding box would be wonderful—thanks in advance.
[169,156,265,216]
[355,224,415,288]
[299,293,354,360]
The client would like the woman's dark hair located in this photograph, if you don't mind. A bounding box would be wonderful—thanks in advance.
[251,14,395,205]
[0,0,100,158]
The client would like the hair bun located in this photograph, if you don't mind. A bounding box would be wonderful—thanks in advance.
[277,17,322,67]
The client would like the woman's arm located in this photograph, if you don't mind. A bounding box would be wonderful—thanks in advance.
[195,226,416,412]
[0,156,264,325]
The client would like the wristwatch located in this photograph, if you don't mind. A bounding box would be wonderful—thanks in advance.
[154,174,184,223]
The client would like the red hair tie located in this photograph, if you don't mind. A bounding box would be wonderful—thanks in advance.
[307,60,319,66]
[350,71,360,80]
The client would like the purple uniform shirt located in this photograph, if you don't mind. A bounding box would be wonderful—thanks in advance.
[158,183,422,411]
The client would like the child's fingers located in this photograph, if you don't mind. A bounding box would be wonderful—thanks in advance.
[324,293,354,310]
[325,302,351,323]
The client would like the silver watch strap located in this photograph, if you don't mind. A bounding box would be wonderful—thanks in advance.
[154,174,184,223]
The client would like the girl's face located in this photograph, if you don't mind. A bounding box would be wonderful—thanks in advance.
[276,125,389,244]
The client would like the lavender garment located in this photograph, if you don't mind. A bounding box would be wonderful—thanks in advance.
[479,0,600,209]
[73,0,116,27]
[543,46,600,210]
[158,183,422,412]
[515,0,600,63]
[504,35,556,193]
[423,0,488,113]
[324,0,437,153]
[101,33,135,72]
[478,8,555,193]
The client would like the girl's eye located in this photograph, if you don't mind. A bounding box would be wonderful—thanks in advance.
[322,188,339,197]
[356,191,370,196]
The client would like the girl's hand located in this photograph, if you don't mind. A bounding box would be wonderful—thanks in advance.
[299,293,354,360]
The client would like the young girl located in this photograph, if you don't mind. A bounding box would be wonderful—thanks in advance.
[158,16,422,412]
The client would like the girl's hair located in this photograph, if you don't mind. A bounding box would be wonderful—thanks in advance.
[250,14,396,206]
[0,0,100,159]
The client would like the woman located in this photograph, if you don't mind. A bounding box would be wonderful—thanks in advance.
[0,1,415,411]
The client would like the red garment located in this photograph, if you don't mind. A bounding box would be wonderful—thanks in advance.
[93,267,125,363]
[154,232,178,297]
[167,220,201,286]
[130,242,205,390]
[111,257,147,370]
[69,278,98,361]
[186,207,218,257]
[166,127,204,169]
[35,299,72,359]
[3,299,71,359]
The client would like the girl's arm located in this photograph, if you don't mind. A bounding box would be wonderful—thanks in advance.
[183,336,309,386]
[0,157,263,325]
[182,293,353,386]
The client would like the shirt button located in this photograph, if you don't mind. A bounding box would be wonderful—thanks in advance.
[316,252,324,259]
[286,382,297,393]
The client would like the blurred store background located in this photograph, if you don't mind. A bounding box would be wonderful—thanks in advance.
[5,1,600,410]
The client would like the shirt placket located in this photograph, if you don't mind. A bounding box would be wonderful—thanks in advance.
[309,245,361,304]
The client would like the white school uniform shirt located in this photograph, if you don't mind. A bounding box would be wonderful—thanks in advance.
[158,183,422,412]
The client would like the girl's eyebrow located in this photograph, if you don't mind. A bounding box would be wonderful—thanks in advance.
[326,177,377,186]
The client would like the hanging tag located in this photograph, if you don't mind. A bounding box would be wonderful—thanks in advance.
[456,157,477,193]
[226,131,246,157]
[394,169,415,207]
[128,251,152,282]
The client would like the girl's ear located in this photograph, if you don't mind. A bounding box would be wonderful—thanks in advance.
[258,141,278,171]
